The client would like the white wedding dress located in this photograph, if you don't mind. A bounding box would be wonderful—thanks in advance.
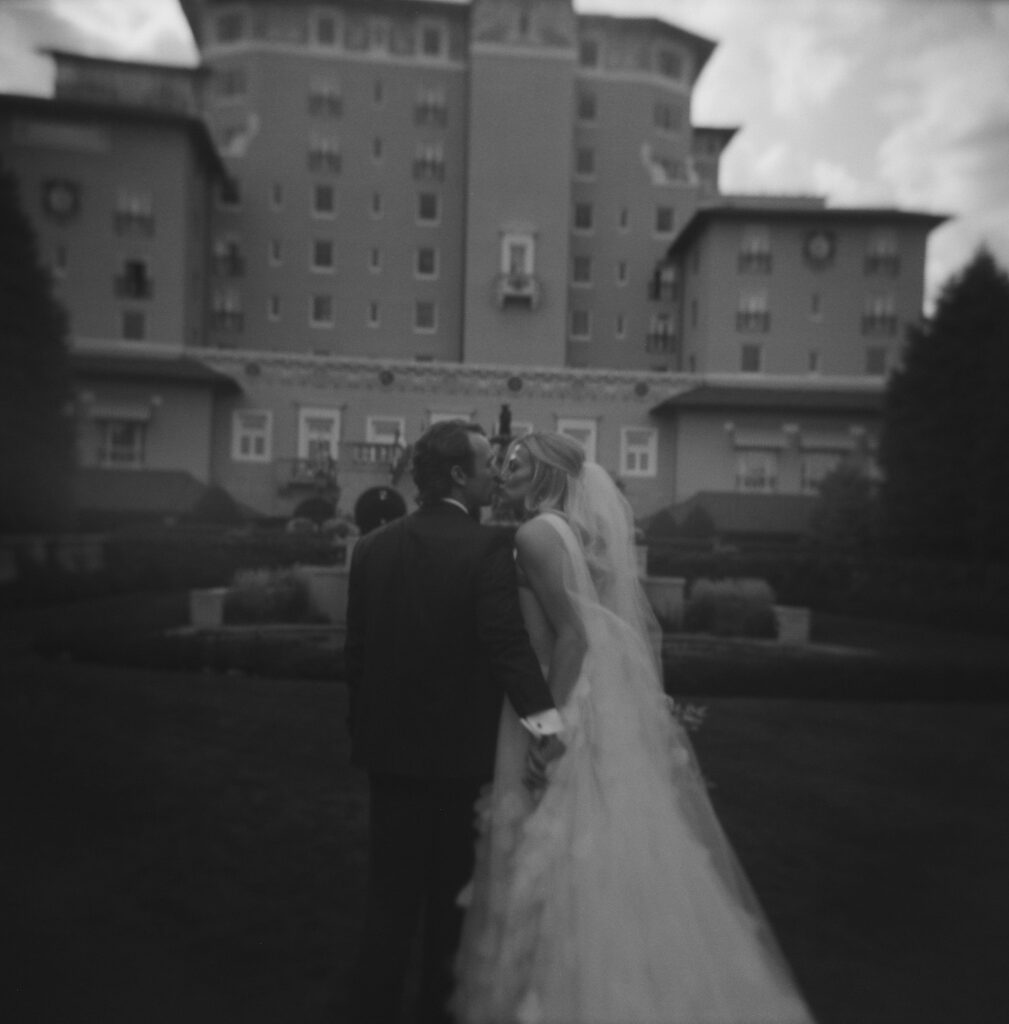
[452,466,816,1024]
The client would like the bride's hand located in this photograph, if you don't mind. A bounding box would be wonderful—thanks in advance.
[523,734,566,793]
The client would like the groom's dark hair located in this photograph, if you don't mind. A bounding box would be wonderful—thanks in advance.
[413,420,485,507]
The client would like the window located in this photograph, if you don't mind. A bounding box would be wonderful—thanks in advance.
[415,247,438,279]
[307,80,343,117]
[737,290,770,332]
[865,231,900,275]
[215,66,247,100]
[312,183,335,217]
[655,206,675,235]
[308,135,341,173]
[736,450,778,493]
[371,192,383,219]
[738,226,772,273]
[570,309,591,340]
[573,202,593,232]
[366,416,406,445]
[115,190,155,234]
[414,87,448,126]
[217,179,240,211]
[653,101,684,134]
[269,238,282,265]
[52,244,67,278]
[657,48,683,80]
[344,15,369,51]
[862,293,897,336]
[298,407,341,462]
[617,261,628,286]
[415,300,437,332]
[116,259,152,299]
[312,239,335,272]
[121,309,146,341]
[215,11,244,44]
[618,207,629,232]
[690,299,698,327]
[646,313,676,353]
[369,247,381,273]
[575,147,595,178]
[232,410,272,462]
[572,255,592,286]
[808,349,820,374]
[810,292,822,319]
[268,294,280,320]
[577,91,596,122]
[621,428,658,478]
[616,314,626,338]
[740,343,763,373]
[419,22,444,58]
[417,192,440,224]
[212,288,243,331]
[313,11,339,47]
[865,346,888,376]
[213,238,244,277]
[579,37,600,67]
[557,418,597,461]
[413,142,445,182]
[368,301,380,327]
[270,181,283,209]
[97,418,146,468]
[373,78,384,105]
[372,136,383,162]
[310,294,334,326]
[501,233,535,276]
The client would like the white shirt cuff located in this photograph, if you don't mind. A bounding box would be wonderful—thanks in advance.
[520,709,564,737]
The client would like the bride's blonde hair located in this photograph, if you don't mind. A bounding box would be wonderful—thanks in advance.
[507,432,586,515]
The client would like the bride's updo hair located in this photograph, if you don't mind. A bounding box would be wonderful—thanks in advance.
[509,432,585,515]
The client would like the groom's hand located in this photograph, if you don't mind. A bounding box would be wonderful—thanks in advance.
[524,733,566,793]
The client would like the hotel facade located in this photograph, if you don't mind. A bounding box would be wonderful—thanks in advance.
[0,0,945,534]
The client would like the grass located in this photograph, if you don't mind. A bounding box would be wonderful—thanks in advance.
[5,629,1009,1024]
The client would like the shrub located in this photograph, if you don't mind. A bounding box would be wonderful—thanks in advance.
[684,577,778,639]
[224,568,312,624]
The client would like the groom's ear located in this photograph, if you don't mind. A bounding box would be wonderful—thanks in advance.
[449,462,468,487]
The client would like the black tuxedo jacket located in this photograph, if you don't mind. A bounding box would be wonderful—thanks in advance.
[345,502,555,780]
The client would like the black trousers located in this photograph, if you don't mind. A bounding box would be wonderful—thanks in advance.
[349,772,483,1024]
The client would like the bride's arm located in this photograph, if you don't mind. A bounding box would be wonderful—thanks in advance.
[515,517,588,707]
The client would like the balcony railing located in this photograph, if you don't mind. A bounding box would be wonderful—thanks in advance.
[496,273,540,309]
[645,329,677,353]
[736,311,771,333]
[275,443,406,494]
[213,254,245,277]
[861,313,898,336]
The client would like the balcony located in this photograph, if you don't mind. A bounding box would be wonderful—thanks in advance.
[496,272,540,310]
[861,313,898,337]
[736,311,771,333]
[275,443,406,495]
[645,328,677,354]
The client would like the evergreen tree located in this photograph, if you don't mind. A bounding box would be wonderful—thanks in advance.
[880,247,1009,560]
[0,157,75,532]
[807,461,878,550]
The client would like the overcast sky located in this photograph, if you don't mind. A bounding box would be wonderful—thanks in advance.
[2,0,1007,309]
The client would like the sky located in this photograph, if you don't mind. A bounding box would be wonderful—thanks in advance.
[2,0,1007,310]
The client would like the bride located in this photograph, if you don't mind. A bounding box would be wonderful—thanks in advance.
[451,432,816,1024]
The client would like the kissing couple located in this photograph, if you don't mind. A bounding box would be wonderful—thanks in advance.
[345,420,815,1024]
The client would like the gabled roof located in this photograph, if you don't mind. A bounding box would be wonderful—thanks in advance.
[651,383,885,416]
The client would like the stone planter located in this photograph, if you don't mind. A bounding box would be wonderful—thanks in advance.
[642,576,686,631]
[294,565,349,625]
[775,605,811,644]
[189,587,228,629]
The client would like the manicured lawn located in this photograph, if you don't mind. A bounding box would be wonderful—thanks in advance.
[5,645,1008,1024]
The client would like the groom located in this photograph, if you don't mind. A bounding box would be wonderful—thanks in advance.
[345,419,564,1024]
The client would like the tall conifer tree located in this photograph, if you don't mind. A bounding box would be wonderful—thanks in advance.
[0,157,75,532]
[881,248,1009,560]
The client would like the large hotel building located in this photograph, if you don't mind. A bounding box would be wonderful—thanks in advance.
[0,0,945,536]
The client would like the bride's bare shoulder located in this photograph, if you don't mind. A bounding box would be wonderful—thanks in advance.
[515,514,567,562]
